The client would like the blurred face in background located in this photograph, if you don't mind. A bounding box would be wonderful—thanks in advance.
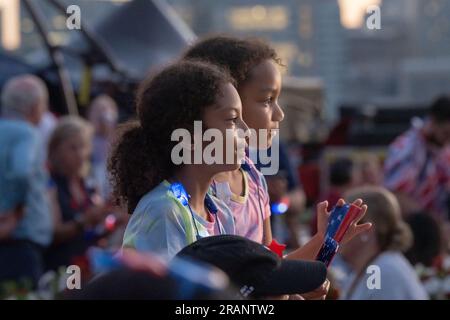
[339,227,376,260]
[28,97,47,126]
[428,119,450,147]
[359,156,382,186]
[88,95,119,138]
[1,74,49,126]
[350,163,363,187]
[339,186,412,268]
[55,131,92,177]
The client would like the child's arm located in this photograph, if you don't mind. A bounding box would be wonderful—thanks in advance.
[282,201,330,261]
[262,217,273,246]
[259,172,274,247]
[284,233,324,261]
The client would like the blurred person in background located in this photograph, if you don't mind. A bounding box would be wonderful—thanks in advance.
[404,212,442,268]
[359,153,383,186]
[44,116,114,272]
[88,95,128,249]
[384,95,450,220]
[324,157,360,206]
[38,110,58,147]
[404,212,449,299]
[310,157,359,235]
[0,75,53,287]
[339,186,428,300]
[87,95,119,200]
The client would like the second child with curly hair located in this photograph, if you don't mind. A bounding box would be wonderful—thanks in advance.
[109,61,249,258]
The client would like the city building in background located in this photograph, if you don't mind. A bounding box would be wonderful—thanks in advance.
[169,0,346,120]
[0,0,194,115]
[2,0,450,121]
[169,0,450,121]
[344,0,450,107]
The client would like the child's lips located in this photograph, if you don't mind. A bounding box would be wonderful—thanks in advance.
[235,138,247,161]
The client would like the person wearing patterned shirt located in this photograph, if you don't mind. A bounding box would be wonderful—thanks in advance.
[384,96,450,220]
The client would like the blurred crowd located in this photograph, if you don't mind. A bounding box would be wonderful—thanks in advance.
[0,69,449,300]
[0,75,128,292]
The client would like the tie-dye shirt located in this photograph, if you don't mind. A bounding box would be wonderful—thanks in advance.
[210,157,271,244]
[122,180,236,258]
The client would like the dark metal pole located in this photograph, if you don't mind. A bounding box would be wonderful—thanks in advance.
[46,0,127,76]
[22,0,79,115]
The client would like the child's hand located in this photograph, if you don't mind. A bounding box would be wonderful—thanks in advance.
[316,198,372,244]
[301,279,330,300]
[288,294,305,300]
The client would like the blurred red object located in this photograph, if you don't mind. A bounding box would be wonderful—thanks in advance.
[268,239,287,258]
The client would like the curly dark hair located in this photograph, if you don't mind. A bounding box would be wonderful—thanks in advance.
[183,35,282,88]
[108,60,234,213]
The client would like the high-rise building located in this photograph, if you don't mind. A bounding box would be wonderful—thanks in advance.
[343,23,410,104]
[343,0,450,106]
[411,0,450,58]
[381,0,450,58]
[169,0,346,120]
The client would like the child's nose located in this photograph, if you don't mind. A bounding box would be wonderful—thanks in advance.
[273,102,285,122]
[239,118,250,136]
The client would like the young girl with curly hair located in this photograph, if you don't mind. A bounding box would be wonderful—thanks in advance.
[108,60,248,258]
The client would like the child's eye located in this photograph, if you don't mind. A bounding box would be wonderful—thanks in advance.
[264,97,273,105]
[228,117,238,124]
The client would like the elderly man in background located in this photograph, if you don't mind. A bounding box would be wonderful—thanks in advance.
[0,75,53,287]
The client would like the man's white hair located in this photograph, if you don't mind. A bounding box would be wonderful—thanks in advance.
[1,74,48,118]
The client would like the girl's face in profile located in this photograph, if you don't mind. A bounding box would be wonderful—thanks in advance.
[238,59,284,149]
[202,82,249,172]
